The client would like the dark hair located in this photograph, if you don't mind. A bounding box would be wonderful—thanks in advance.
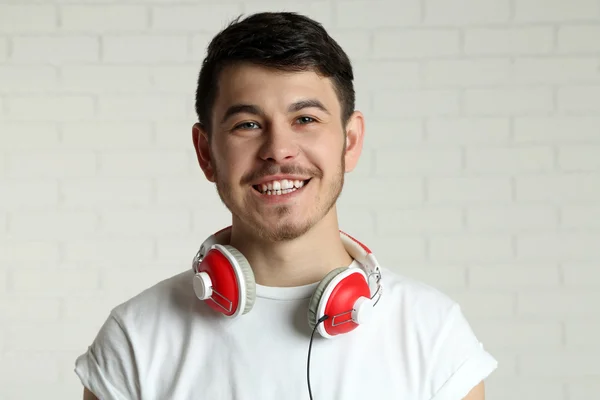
[194,12,355,137]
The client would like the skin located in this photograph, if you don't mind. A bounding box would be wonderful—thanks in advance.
[192,62,362,287]
[82,62,485,400]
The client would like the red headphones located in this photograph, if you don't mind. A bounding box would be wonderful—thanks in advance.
[192,227,383,338]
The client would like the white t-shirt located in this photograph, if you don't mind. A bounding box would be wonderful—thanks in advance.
[75,261,497,400]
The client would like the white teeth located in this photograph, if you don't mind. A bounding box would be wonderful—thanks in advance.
[256,179,307,195]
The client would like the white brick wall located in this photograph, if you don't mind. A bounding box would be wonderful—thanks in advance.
[1,1,599,399]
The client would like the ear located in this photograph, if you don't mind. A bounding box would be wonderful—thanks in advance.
[343,111,365,173]
[192,123,216,182]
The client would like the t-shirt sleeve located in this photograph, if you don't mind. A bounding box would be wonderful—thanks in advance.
[427,303,498,400]
[74,311,141,400]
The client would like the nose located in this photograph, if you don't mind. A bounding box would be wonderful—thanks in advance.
[258,123,299,163]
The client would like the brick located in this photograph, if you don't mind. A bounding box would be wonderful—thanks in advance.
[363,235,426,262]
[559,146,600,171]
[0,240,60,262]
[375,147,462,176]
[514,116,600,143]
[61,5,147,32]
[393,265,467,289]
[568,382,600,400]
[11,36,98,63]
[242,1,333,29]
[0,352,60,384]
[377,208,463,234]
[424,0,510,24]
[156,178,224,207]
[363,119,423,147]
[423,59,511,87]
[99,151,190,177]
[516,174,600,203]
[373,90,460,117]
[353,61,420,91]
[325,31,371,61]
[467,206,557,231]
[518,233,600,261]
[61,122,153,150]
[0,5,57,33]
[190,33,218,62]
[6,96,94,121]
[102,35,188,63]
[445,290,516,317]
[470,319,562,349]
[0,66,58,93]
[99,209,190,237]
[61,178,152,208]
[0,296,61,322]
[152,65,199,92]
[465,146,554,173]
[0,37,7,62]
[156,236,214,264]
[61,65,152,93]
[12,268,100,297]
[512,57,600,84]
[517,290,598,317]
[563,264,600,287]
[558,86,600,112]
[0,180,59,209]
[7,151,96,178]
[373,29,460,59]
[339,177,424,206]
[465,88,553,115]
[464,27,553,55]
[486,378,564,400]
[335,0,420,28]
[426,118,510,144]
[65,238,154,263]
[96,95,188,121]
[565,322,600,349]
[0,122,60,149]
[152,4,242,31]
[429,235,513,262]
[428,177,512,204]
[558,25,600,53]
[62,295,118,322]
[10,211,97,239]
[100,268,178,298]
[469,266,560,288]
[5,322,100,352]
[519,353,600,377]
[515,0,600,22]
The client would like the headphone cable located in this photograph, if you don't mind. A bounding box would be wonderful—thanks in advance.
[307,315,329,400]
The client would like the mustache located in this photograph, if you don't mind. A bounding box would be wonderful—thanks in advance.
[241,164,323,185]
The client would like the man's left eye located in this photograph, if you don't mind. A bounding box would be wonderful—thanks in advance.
[297,116,315,124]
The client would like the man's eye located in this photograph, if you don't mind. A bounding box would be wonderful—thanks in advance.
[297,116,315,124]
[235,122,259,130]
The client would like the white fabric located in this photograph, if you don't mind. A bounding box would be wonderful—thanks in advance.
[75,262,497,400]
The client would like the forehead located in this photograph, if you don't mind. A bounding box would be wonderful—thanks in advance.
[212,62,341,115]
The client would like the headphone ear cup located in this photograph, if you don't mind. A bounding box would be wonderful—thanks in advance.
[222,245,256,314]
[307,267,347,331]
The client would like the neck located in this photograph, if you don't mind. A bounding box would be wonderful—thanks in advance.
[229,211,353,287]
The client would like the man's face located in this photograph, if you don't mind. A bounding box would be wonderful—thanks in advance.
[193,63,364,242]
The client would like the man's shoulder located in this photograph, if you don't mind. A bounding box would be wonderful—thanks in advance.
[378,266,462,334]
[109,268,196,328]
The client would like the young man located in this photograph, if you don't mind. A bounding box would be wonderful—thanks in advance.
[76,12,497,400]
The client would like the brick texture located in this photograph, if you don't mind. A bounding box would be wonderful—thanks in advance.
[2,1,599,399]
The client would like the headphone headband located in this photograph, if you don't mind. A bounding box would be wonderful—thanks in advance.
[192,226,383,301]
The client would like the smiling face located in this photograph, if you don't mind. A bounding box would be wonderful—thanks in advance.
[193,62,364,242]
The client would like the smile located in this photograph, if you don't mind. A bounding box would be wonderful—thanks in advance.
[252,179,311,196]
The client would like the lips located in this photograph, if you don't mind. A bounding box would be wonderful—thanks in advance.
[253,178,311,195]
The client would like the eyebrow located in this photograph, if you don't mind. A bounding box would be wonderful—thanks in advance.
[220,99,330,124]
